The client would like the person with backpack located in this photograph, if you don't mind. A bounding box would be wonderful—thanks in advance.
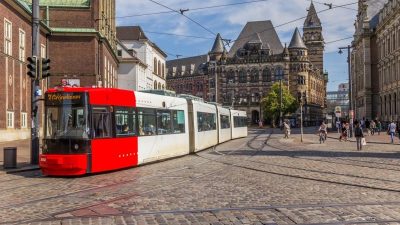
[354,122,364,151]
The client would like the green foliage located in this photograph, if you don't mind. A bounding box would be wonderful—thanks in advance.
[261,82,298,122]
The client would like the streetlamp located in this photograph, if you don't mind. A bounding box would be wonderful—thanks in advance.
[338,45,353,137]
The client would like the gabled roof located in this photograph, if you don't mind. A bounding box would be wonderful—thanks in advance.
[304,2,321,28]
[166,55,208,74]
[210,33,225,54]
[228,21,283,57]
[288,28,307,49]
[116,26,148,41]
[116,26,167,58]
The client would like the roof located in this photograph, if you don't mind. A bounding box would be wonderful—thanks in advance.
[116,26,167,58]
[228,21,283,57]
[22,0,90,7]
[288,28,307,49]
[166,55,208,73]
[116,26,148,41]
[210,33,225,54]
[304,2,321,28]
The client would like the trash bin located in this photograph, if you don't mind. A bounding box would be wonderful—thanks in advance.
[3,147,17,169]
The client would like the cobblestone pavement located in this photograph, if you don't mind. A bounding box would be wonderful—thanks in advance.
[2,129,400,225]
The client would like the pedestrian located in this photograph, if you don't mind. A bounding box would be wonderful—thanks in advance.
[336,120,341,134]
[258,120,263,128]
[283,121,290,139]
[377,120,382,135]
[387,120,397,144]
[370,120,376,135]
[365,119,370,136]
[354,122,364,151]
[318,121,327,143]
[345,122,350,140]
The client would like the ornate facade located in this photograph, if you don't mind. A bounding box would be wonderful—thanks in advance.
[351,0,397,121]
[167,2,327,125]
[376,0,400,122]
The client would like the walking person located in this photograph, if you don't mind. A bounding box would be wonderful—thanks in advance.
[370,120,376,135]
[388,121,397,144]
[318,121,327,144]
[354,122,364,151]
[365,119,371,136]
[377,120,382,135]
[283,121,290,139]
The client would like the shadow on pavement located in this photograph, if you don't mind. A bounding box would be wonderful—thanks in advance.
[217,149,400,159]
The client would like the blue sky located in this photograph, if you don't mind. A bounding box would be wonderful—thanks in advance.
[116,0,357,91]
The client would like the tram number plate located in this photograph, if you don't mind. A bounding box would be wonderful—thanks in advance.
[40,157,46,162]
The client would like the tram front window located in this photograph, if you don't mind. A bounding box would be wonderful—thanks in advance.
[46,105,89,139]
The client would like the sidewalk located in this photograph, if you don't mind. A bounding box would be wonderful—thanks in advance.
[0,139,39,173]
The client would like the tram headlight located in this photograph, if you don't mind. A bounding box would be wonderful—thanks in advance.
[74,144,79,150]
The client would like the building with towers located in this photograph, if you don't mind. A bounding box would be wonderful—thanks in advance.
[166,2,327,125]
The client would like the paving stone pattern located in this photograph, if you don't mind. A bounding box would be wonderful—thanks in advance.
[1,129,400,224]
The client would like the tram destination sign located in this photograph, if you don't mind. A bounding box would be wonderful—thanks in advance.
[45,92,86,106]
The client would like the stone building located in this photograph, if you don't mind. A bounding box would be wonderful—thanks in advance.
[167,2,327,125]
[166,55,209,99]
[116,26,167,91]
[350,0,390,120]
[376,0,400,122]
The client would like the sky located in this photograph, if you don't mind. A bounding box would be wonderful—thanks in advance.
[116,0,358,91]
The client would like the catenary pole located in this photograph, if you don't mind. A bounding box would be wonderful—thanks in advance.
[31,0,40,164]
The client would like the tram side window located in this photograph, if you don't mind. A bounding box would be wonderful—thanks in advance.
[220,115,230,129]
[115,108,136,137]
[138,108,156,136]
[234,116,247,127]
[197,112,216,132]
[92,107,112,138]
[157,110,172,134]
[172,110,185,133]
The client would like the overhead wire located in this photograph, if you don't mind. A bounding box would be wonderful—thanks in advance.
[147,0,216,36]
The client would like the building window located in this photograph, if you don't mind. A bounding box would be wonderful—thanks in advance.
[262,68,271,82]
[117,50,122,56]
[7,111,14,128]
[154,58,157,74]
[21,112,27,128]
[19,29,25,61]
[41,44,46,58]
[250,69,259,83]
[4,19,12,56]
[238,69,247,83]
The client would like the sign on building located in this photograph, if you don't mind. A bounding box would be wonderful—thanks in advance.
[335,106,342,118]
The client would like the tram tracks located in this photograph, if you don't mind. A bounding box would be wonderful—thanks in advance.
[6,130,400,225]
[1,130,268,225]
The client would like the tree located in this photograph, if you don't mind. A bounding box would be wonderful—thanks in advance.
[261,82,298,126]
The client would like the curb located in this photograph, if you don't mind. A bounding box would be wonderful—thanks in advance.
[4,165,40,174]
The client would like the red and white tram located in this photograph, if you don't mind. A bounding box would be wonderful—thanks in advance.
[40,87,247,176]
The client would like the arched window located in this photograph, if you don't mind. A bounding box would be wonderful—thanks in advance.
[238,69,247,83]
[162,63,165,78]
[158,60,161,76]
[262,68,271,82]
[154,80,157,89]
[154,58,157,74]
[162,84,165,90]
[250,69,259,83]
[158,82,161,90]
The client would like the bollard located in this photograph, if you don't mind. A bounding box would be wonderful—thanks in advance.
[3,147,17,169]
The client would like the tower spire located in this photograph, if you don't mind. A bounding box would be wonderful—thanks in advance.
[288,28,307,49]
[304,1,321,28]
